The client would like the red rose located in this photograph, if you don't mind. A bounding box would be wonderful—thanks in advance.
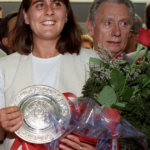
[137,28,150,47]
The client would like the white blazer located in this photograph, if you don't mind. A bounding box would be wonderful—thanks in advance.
[0,48,97,150]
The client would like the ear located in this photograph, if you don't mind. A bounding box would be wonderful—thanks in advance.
[2,37,9,47]
[23,9,29,25]
[86,19,94,36]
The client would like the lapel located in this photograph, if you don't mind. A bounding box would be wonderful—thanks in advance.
[56,53,87,97]
[56,53,75,93]
[16,53,35,87]
[5,53,35,106]
[126,50,146,60]
[122,52,134,64]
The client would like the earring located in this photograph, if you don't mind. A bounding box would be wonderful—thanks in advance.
[65,20,68,23]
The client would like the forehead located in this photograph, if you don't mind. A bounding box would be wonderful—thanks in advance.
[31,0,64,2]
[96,2,131,22]
[29,0,66,7]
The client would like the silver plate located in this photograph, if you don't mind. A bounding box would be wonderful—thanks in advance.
[10,85,71,144]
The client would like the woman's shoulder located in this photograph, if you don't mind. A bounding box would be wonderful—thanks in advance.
[65,48,97,59]
[0,52,30,68]
[62,48,98,66]
[0,52,30,63]
[79,48,97,58]
[0,52,20,62]
[77,48,98,64]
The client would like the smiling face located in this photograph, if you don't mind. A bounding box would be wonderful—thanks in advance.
[87,2,132,56]
[23,0,68,42]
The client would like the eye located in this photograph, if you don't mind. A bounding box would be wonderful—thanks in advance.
[120,22,128,27]
[52,1,61,7]
[105,21,111,26]
[36,3,44,8]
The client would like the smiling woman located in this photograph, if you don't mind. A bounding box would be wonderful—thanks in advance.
[22,0,68,55]
[11,0,82,55]
[0,0,98,150]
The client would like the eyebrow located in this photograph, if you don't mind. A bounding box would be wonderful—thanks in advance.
[32,0,63,4]
[100,17,113,23]
[32,0,44,5]
[102,17,130,22]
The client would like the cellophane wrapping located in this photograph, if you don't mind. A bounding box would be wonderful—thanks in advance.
[44,97,147,150]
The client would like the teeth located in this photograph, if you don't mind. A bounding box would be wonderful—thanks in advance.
[42,21,55,25]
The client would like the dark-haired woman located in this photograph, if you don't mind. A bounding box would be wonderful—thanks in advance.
[0,0,97,150]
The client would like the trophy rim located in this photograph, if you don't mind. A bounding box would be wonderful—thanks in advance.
[10,85,71,144]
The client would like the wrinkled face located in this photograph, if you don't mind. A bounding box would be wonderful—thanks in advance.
[87,2,132,56]
[23,0,68,41]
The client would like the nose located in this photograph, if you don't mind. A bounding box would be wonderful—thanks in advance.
[111,24,121,37]
[45,4,54,16]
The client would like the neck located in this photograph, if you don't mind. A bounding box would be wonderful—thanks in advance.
[124,45,136,54]
[32,38,60,58]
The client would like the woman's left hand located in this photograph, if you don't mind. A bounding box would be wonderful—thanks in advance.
[59,134,96,150]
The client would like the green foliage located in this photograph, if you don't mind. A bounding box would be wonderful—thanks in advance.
[121,86,134,101]
[120,138,146,150]
[82,44,150,149]
[110,69,125,92]
[98,85,117,108]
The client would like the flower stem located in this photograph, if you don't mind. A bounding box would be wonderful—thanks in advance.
[120,44,147,96]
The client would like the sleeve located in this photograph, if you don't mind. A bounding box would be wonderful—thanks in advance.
[0,68,5,109]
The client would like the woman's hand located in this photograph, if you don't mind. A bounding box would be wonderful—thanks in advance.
[59,134,96,150]
[0,106,23,133]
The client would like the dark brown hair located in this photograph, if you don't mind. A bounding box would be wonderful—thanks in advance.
[145,3,150,29]
[0,12,18,42]
[11,0,82,55]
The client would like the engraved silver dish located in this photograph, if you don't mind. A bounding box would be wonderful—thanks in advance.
[10,85,71,144]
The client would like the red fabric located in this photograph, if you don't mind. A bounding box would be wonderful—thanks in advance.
[137,28,150,47]
[114,54,124,60]
[105,108,120,123]
[105,109,120,150]
[11,93,120,150]
[63,93,97,145]
[72,133,98,145]
[10,137,46,150]
[105,109,120,136]
[111,54,124,64]
[136,56,144,65]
